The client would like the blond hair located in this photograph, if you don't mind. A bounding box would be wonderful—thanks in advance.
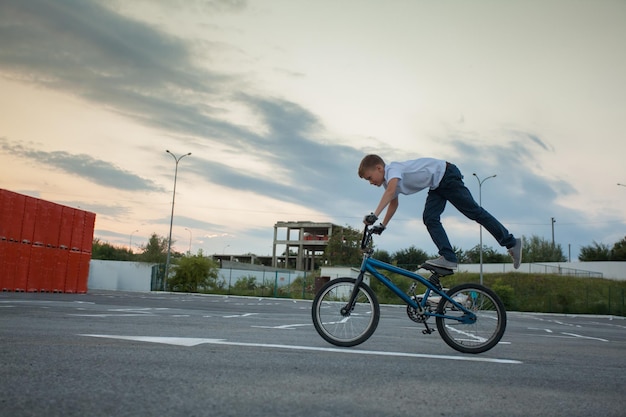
[358,154,385,178]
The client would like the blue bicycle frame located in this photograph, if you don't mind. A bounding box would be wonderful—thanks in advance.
[354,255,477,324]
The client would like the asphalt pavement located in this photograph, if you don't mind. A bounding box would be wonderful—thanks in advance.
[1,290,624,417]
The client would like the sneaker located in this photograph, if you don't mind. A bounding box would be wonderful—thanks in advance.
[508,238,523,269]
[425,256,457,270]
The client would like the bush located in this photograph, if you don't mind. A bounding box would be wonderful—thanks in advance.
[169,253,219,293]
[491,279,515,310]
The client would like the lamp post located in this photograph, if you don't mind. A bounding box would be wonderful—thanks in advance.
[185,227,192,254]
[473,173,496,285]
[163,150,191,291]
[618,183,626,187]
[129,229,139,253]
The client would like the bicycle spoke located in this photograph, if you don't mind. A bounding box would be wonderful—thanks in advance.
[436,284,506,354]
[312,278,380,347]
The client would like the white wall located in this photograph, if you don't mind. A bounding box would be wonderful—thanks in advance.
[87,260,304,292]
[88,260,153,291]
[320,267,371,285]
[217,268,301,289]
[457,262,625,280]
[87,260,626,293]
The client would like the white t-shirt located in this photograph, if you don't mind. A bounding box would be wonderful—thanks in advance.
[384,158,447,196]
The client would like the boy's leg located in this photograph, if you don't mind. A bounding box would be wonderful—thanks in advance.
[438,164,516,249]
[423,191,458,263]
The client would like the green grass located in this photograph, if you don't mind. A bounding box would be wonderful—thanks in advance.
[371,272,626,316]
[198,271,626,316]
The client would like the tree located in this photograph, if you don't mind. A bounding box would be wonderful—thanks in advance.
[523,235,567,262]
[460,245,510,264]
[579,241,611,261]
[373,249,392,264]
[392,246,429,268]
[168,250,219,293]
[138,233,169,264]
[322,225,363,266]
[91,238,135,261]
[610,236,626,261]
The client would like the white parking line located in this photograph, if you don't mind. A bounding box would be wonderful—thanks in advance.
[251,323,311,330]
[223,313,259,318]
[561,332,608,342]
[528,327,609,342]
[79,334,522,364]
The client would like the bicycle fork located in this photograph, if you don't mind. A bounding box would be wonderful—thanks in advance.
[341,272,366,316]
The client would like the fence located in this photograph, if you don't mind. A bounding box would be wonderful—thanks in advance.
[145,261,626,316]
[149,262,314,298]
[524,263,603,278]
[216,267,308,297]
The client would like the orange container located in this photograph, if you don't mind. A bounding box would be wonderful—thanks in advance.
[0,190,26,243]
[14,243,31,291]
[21,196,38,245]
[53,248,70,292]
[0,240,13,290]
[65,249,82,293]
[1,189,95,292]
[58,206,75,249]
[76,252,91,293]
[82,211,96,253]
[70,210,85,251]
[27,244,46,292]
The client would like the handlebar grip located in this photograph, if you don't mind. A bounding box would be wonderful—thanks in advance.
[361,225,370,250]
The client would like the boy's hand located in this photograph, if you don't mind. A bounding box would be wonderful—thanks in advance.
[372,223,386,235]
[363,213,378,225]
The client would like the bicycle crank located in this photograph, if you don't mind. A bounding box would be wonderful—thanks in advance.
[422,323,436,335]
[406,304,427,323]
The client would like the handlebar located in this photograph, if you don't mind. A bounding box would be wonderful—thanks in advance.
[360,225,374,253]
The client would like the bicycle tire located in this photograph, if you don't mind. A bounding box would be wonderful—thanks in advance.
[311,277,380,347]
[435,283,507,354]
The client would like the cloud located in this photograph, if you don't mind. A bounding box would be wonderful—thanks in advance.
[0,138,163,192]
[0,0,370,222]
[2,0,621,260]
[447,131,578,213]
[58,201,132,219]
[0,0,235,135]
[0,0,215,88]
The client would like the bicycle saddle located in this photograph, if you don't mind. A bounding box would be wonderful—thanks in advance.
[419,263,455,276]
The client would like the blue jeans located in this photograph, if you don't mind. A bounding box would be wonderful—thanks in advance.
[423,163,516,262]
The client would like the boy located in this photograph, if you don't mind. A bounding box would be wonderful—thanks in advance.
[358,154,522,269]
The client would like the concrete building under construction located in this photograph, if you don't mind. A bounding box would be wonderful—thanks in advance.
[271,221,338,270]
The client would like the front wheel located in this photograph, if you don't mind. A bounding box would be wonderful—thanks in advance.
[311,277,380,347]
[435,283,507,354]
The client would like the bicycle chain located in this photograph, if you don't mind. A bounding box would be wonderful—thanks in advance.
[406,282,431,323]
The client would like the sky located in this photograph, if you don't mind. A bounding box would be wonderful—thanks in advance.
[1,0,625,261]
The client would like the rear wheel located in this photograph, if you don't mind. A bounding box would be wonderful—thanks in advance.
[435,283,506,354]
[311,277,380,347]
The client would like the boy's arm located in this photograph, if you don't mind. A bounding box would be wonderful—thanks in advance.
[381,197,398,227]
[374,178,399,226]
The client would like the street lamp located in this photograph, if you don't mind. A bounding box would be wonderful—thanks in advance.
[618,183,626,187]
[185,227,192,254]
[473,173,496,285]
[129,229,139,252]
[164,150,192,291]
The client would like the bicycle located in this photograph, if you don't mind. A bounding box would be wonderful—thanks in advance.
[311,225,507,354]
